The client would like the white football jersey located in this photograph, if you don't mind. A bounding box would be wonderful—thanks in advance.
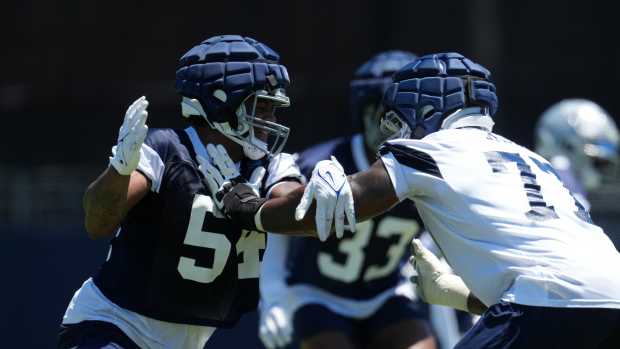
[380,127,620,309]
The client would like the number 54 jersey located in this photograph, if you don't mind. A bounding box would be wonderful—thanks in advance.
[379,127,620,310]
[77,127,303,328]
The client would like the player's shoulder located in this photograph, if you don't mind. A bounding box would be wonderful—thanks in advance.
[297,136,351,161]
[143,128,194,164]
[296,135,352,173]
[263,152,305,191]
[137,128,198,193]
[379,136,442,157]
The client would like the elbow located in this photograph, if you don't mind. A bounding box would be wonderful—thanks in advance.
[84,213,117,240]
[84,220,115,240]
[82,188,117,240]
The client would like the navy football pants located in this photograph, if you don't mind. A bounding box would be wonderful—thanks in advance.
[455,301,620,349]
[293,295,427,345]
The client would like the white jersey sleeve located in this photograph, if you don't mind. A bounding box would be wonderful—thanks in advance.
[264,153,305,197]
[379,128,620,310]
[379,139,447,199]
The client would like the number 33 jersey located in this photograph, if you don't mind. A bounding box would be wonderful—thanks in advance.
[91,127,303,327]
[291,133,423,301]
[379,127,620,309]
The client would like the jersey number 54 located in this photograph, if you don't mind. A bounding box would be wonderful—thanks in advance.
[177,194,265,284]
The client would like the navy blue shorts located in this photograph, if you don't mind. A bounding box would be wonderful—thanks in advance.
[455,302,620,349]
[293,295,426,343]
[57,321,140,349]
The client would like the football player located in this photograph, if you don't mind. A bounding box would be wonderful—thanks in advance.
[535,98,619,209]
[210,53,620,348]
[57,35,309,349]
[258,51,437,349]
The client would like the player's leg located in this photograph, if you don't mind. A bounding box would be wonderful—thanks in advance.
[363,319,436,349]
[301,332,358,349]
[362,296,437,349]
[454,302,620,349]
[294,304,358,349]
[58,321,140,349]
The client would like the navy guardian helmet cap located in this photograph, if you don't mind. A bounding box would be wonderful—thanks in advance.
[350,50,418,124]
[383,52,498,139]
[175,35,291,159]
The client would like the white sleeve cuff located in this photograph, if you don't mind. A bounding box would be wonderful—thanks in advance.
[136,143,165,193]
[265,153,306,189]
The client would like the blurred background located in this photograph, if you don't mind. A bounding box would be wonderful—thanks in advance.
[2,0,620,347]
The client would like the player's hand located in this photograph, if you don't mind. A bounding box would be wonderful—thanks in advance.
[198,143,268,229]
[199,142,266,200]
[410,239,471,312]
[109,96,149,175]
[259,303,293,349]
[198,143,244,209]
[409,238,450,303]
[295,156,356,241]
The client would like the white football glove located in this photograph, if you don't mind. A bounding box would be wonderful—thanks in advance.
[198,143,265,209]
[259,303,293,349]
[109,96,149,175]
[410,239,472,312]
[295,156,356,241]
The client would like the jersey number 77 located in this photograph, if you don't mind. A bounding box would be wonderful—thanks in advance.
[485,151,591,223]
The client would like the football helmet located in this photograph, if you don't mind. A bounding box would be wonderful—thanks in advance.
[350,50,418,152]
[535,99,619,191]
[175,35,291,159]
[382,52,498,139]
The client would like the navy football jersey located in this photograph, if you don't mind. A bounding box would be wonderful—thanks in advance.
[94,127,301,327]
[289,134,424,300]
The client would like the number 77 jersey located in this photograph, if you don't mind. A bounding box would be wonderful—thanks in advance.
[379,128,620,310]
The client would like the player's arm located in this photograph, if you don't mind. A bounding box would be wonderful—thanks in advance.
[83,96,150,239]
[218,157,399,239]
[410,239,487,315]
[83,167,150,239]
[263,159,398,231]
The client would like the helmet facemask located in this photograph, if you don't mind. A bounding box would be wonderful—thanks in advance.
[579,139,619,190]
[362,103,398,152]
[180,87,291,160]
[232,89,291,160]
[379,110,412,142]
[175,35,293,160]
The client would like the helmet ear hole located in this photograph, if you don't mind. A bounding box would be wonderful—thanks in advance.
[413,126,426,139]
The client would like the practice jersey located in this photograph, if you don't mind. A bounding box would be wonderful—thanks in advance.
[86,127,303,328]
[547,155,591,211]
[379,127,620,309]
[290,133,423,300]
